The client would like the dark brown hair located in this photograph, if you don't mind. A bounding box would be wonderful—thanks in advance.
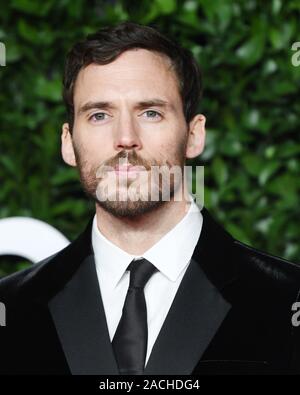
[62,21,202,130]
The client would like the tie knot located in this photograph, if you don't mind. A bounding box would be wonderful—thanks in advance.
[127,258,157,289]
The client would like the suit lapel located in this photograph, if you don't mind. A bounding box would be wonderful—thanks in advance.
[144,257,231,374]
[144,206,237,374]
[48,254,119,375]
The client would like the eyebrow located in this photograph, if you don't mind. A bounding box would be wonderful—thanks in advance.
[77,99,174,116]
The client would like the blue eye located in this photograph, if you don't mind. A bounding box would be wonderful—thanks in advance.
[143,110,162,119]
[90,112,109,121]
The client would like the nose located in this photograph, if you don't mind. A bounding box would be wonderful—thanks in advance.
[113,112,142,152]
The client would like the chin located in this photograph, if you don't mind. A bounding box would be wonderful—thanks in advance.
[96,198,166,218]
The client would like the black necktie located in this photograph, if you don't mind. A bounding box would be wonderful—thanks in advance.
[112,258,158,375]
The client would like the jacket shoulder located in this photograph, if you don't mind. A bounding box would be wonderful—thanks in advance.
[0,217,94,304]
[200,206,300,298]
[232,239,300,294]
[0,217,93,303]
[0,252,59,303]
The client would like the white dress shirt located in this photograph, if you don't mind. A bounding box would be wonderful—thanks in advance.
[92,196,203,366]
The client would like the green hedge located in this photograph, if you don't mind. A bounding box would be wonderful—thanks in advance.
[0,0,299,275]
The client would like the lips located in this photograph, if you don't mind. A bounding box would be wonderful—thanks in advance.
[114,165,145,172]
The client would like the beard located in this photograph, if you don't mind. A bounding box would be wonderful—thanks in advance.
[73,138,187,218]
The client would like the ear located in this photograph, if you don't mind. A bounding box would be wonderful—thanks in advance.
[185,114,206,159]
[61,123,77,167]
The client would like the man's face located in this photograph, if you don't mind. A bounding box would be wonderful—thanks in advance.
[62,49,204,217]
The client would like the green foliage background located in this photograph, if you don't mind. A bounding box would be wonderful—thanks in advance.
[0,0,299,275]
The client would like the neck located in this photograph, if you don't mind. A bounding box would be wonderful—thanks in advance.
[95,190,191,255]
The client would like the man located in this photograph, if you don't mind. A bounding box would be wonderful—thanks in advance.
[0,22,300,375]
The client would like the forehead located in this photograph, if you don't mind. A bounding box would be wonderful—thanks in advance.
[73,49,182,108]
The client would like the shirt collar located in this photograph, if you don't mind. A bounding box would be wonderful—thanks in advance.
[92,195,203,289]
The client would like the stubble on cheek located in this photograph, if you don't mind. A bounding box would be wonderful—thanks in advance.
[72,141,100,199]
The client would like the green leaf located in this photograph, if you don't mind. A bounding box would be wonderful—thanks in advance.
[155,0,176,14]
[211,157,228,186]
[11,0,53,16]
[258,162,280,186]
[241,155,264,178]
[34,74,62,102]
[236,18,266,66]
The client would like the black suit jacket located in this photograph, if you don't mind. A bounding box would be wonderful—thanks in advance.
[1,206,300,375]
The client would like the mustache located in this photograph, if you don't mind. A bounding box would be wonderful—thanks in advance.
[97,150,156,173]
